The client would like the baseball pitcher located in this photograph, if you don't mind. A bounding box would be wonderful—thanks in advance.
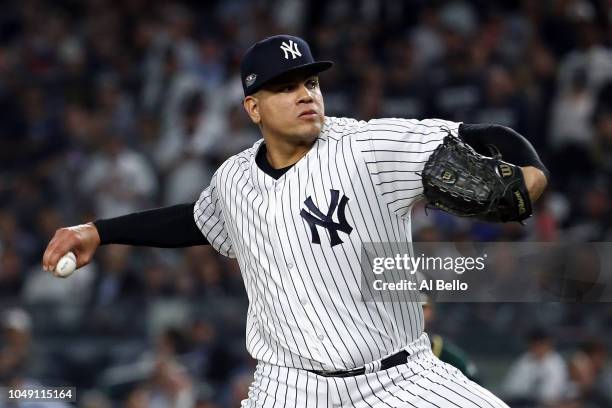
[43,35,548,407]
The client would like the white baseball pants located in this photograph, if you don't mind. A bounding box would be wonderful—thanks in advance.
[241,333,509,407]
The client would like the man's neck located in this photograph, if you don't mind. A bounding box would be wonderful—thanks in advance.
[263,136,316,169]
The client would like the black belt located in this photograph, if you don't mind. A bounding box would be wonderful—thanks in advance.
[308,350,410,378]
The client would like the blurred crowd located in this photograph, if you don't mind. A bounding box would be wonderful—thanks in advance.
[0,0,611,406]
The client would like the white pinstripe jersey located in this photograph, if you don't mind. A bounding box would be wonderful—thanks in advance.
[194,116,461,371]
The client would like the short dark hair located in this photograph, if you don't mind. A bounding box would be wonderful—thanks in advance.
[527,327,551,343]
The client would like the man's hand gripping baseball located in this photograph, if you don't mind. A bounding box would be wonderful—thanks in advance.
[42,223,101,273]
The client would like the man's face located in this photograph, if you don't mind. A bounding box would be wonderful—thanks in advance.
[244,73,325,144]
[529,339,552,360]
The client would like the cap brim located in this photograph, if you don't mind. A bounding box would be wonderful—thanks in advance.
[246,61,333,95]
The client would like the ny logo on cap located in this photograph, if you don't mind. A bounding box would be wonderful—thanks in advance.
[280,40,302,60]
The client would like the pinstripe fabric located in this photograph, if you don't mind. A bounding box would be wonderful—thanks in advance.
[241,333,509,407]
[194,116,506,405]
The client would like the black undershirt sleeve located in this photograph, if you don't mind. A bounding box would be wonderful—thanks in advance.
[93,202,209,247]
[459,123,549,180]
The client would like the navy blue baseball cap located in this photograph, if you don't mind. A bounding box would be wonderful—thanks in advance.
[240,35,333,96]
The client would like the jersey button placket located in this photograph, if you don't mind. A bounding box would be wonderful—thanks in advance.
[283,251,326,353]
[290,262,310,307]
[270,180,325,362]
[289,263,311,307]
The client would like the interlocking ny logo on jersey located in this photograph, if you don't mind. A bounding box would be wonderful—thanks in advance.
[280,40,302,59]
[300,189,353,247]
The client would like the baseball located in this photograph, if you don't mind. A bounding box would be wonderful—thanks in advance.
[54,251,77,278]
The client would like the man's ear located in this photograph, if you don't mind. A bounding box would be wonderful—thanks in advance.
[243,95,261,124]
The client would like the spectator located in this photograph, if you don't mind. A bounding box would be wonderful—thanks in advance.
[153,90,215,205]
[556,6,612,95]
[123,386,151,408]
[381,40,428,119]
[569,339,612,406]
[427,17,483,121]
[1,309,32,369]
[79,133,158,218]
[0,246,25,298]
[148,357,195,408]
[502,327,570,406]
[548,66,595,149]
[0,309,73,407]
[470,65,530,136]
[93,245,142,306]
[204,105,260,166]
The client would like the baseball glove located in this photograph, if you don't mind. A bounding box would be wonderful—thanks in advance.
[421,132,532,223]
